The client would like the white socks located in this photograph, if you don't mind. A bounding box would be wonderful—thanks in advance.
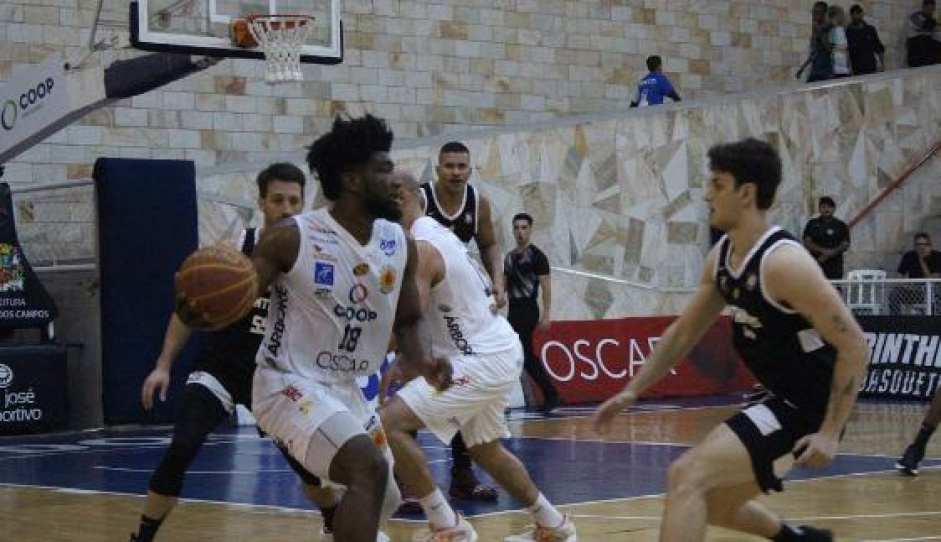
[527,492,565,528]
[419,488,457,528]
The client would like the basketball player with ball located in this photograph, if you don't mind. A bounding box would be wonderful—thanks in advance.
[176,114,452,542]
[132,163,349,541]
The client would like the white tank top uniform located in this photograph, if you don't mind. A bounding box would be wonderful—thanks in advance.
[252,208,407,478]
[397,216,523,448]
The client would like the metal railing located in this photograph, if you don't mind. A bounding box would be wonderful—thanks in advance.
[831,277,940,316]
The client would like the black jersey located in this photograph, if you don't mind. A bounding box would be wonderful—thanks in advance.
[505,244,550,302]
[715,227,836,423]
[420,182,479,244]
[192,228,269,403]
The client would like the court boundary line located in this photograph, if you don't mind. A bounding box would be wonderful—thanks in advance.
[2,464,937,524]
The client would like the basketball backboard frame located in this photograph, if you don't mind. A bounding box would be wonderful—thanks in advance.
[129,0,343,65]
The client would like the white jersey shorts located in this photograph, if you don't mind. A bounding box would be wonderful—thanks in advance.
[397,342,524,447]
[252,365,391,484]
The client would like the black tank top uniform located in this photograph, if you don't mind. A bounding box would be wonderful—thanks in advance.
[420,182,479,244]
[192,228,270,405]
[715,227,837,426]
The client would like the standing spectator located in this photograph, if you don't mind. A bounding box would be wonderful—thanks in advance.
[629,55,681,108]
[797,2,834,82]
[504,213,562,413]
[846,4,886,75]
[906,0,940,67]
[803,196,851,280]
[829,5,853,77]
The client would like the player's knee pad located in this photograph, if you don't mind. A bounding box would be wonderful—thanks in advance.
[149,384,226,496]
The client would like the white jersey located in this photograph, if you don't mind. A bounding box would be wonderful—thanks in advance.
[257,208,408,383]
[412,216,518,357]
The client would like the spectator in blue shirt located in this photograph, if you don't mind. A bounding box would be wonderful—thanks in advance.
[630,55,681,107]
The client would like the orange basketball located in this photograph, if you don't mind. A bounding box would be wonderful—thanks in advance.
[176,246,258,328]
[230,18,258,49]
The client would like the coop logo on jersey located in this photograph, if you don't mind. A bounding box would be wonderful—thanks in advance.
[334,304,378,322]
[0,364,12,388]
[380,238,397,256]
[379,265,397,294]
[349,284,369,304]
[314,262,334,287]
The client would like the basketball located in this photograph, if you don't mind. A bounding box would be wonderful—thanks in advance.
[175,245,258,328]
[230,18,257,48]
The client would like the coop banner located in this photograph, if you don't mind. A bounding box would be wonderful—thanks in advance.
[858,316,941,400]
[532,316,754,404]
[0,182,57,329]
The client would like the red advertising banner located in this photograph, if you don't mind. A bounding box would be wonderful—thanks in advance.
[532,316,754,404]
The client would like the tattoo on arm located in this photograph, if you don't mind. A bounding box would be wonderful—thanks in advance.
[830,314,850,334]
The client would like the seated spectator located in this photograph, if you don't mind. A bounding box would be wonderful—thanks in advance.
[907,0,941,67]
[847,4,886,75]
[889,232,941,314]
[629,55,681,108]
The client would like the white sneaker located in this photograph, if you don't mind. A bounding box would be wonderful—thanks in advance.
[411,512,478,541]
[504,515,577,542]
[322,529,389,542]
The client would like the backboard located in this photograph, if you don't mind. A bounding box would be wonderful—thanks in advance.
[130,0,342,64]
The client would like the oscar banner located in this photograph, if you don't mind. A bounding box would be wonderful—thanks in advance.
[532,316,754,404]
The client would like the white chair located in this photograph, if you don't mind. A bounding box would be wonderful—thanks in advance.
[844,269,886,315]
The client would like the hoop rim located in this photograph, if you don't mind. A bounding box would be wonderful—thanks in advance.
[243,14,316,23]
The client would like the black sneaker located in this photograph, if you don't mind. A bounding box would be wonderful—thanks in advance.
[796,525,833,541]
[896,443,925,476]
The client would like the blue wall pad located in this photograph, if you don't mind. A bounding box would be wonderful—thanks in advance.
[95,158,201,425]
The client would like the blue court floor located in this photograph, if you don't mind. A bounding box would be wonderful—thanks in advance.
[0,396,936,518]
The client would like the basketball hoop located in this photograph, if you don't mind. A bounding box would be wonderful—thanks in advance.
[242,14,315,84]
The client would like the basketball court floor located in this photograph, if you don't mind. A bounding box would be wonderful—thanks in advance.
[1,395,939,541]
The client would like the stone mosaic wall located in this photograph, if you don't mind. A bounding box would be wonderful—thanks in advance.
[196,67,941,319]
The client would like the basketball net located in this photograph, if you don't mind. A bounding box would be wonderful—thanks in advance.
[246,15,314,84]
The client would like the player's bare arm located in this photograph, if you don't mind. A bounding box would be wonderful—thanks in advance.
[394,236,452,391]
[592,247,726,434]
[475,195,506,306]
[537,273,552,330]
[141,313,194,410]
[251,217,300,293]
[763,244,869,467]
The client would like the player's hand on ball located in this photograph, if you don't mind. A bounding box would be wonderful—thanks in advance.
[591,389,637,436]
